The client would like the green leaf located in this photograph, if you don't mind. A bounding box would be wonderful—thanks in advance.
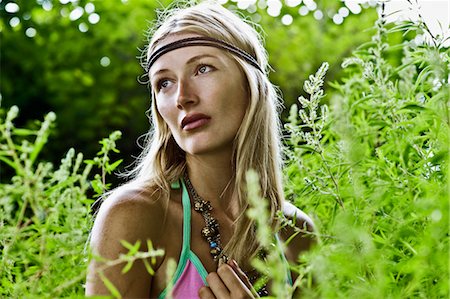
[0,156,19,172]
[414,65,433,90]
[121,261,134,274]
[91,180,104,195]
[399,104,426,111]
[99,272,122,299]
[120,240,141,255]
[147,240,154,250]
[12,128,35,136]
[106,159,123,173]
[29,132,51,165]
[143,258,155,275]
[428,150,447,165]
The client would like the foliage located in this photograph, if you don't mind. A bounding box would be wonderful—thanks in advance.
[0,105,167,298]
[0,0,377,174]
[1,2,448,298]
[284,12,449,299]
[0,106,93,297]
[0,106,125,297]
[246,169,294,298]
[85,131,123,197]
[248,0,378,108]
[1,0,169,169]
[94,240,164,299]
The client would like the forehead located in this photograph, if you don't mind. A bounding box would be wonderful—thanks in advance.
[148,33,235,76]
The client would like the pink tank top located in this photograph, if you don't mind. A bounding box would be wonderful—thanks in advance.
[157,180,207,299]
[157,179,292,298]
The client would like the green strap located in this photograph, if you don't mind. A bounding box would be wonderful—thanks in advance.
[180,179,191,251]
[189,251,209,284]
[275,234,293,286]
[171,180,180,189]
[158,179,192,299]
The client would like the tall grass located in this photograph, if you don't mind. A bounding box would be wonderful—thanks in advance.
[0,107,94,297]
[0,9,448,299]
[282,13,449,299]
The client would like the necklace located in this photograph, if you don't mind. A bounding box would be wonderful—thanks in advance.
[183,172,228,262]
[183,173,269,296]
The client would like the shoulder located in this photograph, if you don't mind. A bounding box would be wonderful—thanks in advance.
[281,200,315,234]
[86,183,170,296]
[89,182,167,258]
[278,200,316,263]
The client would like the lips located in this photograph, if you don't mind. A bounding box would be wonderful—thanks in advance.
[181,113,211,131]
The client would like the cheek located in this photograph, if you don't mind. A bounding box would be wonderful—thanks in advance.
[155,98,171,123]
[155,99,181,138]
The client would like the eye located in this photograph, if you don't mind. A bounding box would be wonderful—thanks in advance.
[156,78,172,91]
[197,64,214,75]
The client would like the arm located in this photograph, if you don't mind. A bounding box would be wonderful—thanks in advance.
[280,200,316,297]
[280,201,316,270]
[85,186,166,297]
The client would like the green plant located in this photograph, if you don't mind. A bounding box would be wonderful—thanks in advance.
[246,169,293,298]
[0,106,126,297]
[85,131,123,197]
[1,3,448,298]
[0,106,167,298]
[284,9,449,299]
[0,106,93,297]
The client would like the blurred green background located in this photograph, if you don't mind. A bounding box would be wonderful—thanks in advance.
[0,0,378,179]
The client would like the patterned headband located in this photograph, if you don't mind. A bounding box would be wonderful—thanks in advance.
[146,36,263,73]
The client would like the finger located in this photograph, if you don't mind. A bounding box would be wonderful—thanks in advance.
[217,263,253,298]
[217,263,243,288]
[227,260,260,298]
[228,260,252,289]
[206,271,230,299]
[199,286,216,299]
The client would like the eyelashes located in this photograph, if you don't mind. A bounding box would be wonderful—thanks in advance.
[197,64,214,74]
[153,63,216,92]
[156,78,171,90]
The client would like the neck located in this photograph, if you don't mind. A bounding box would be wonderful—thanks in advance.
[185,151,237,213]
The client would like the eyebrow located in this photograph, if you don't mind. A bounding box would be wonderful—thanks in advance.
[150,53,219,78]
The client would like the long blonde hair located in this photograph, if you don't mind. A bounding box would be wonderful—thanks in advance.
[130,1,284,264]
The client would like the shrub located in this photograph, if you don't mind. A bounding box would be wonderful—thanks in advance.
[0,107,122,297]
[0,8,448,299]
[284,13,449,299]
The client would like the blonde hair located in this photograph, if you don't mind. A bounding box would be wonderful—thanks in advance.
[130,1,284,264]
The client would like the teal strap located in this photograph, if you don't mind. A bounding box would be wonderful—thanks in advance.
[189,251,209,284]
[180,179,191,250]
[180,179,208,283]
[171,180,180,189]
[275,234,293,286]
[158,179,192,299]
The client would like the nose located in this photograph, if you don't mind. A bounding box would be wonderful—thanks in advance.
[176,78,197,109]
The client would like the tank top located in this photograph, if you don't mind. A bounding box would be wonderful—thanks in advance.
[157,179,292,298]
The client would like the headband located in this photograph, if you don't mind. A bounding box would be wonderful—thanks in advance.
[146,36,263,73]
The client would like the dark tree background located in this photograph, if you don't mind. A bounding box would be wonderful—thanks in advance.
[1,0,378,181]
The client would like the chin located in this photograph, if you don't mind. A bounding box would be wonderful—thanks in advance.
[185,146,214,156]
[183,142,233,157]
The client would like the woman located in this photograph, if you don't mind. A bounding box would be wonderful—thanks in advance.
[86,2,314,298]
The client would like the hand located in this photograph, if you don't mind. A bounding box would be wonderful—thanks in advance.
[198,259,257,299]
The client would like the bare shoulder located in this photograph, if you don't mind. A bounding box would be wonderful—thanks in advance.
[279,201,316,263]
[90,183,167,256]
[281,201,315,234]
[86,182,167,297]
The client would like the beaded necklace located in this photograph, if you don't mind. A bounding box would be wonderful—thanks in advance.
[183,172,228,262]
[183,173,269,296]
